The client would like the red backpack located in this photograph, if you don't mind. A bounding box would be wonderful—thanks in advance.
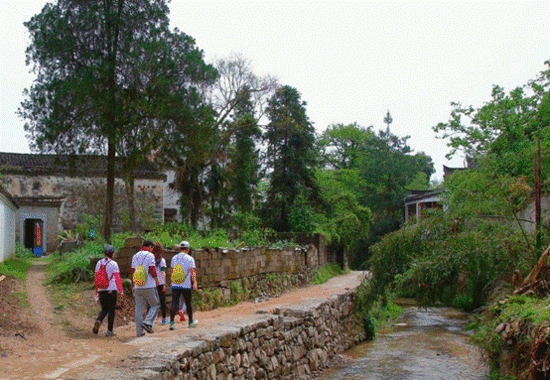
[94,259,110,290]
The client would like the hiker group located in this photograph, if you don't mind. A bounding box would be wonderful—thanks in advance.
[92,239,198,337]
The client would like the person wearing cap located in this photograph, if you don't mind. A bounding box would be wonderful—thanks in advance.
[92,245,124,337]
[169,240,198,330]
[131,239,161,336]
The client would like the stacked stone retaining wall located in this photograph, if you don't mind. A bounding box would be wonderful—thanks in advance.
[91,290,365,380]
[102,238,324,307]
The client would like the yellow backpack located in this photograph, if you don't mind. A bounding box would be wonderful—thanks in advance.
[133,257,147,286]
[171,264,186,284]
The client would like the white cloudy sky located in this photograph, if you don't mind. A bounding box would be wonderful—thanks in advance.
[1,1,549,181]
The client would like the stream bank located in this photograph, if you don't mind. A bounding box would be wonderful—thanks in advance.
[317,306,489,380]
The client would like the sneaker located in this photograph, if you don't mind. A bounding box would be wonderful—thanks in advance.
[178,310,186,322]
[92,320,101,335]
[169,322,175,331]
[188,319,198,328]
[142,323,154,334]
[137,332,146,337]
[162,318,168,325]
[104,330,116,337]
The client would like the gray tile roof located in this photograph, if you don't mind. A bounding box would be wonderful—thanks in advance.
[0,152,164,179]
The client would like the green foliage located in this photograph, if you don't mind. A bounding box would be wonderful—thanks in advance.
[0,258,32,281]
[21,0,218,239]
[310,264,347,285]
[15,243,33,259]
[317,123,434,269]
[44,240,108,285]
[46,251,94,285]
[369,211,534,309]
[355,280,403,339]
[470,294,550,376]
[444,167,532,221]
[74,214,102,242]
[262,85,320,232]
[230,279,250,304]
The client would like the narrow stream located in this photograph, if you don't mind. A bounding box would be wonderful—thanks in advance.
[318,306,489,379]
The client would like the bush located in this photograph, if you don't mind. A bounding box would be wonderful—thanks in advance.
[355,280,402,339]
[369,211,534,309]
[15,243,33,259]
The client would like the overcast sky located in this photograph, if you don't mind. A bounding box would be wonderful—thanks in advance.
[1,1,549,181]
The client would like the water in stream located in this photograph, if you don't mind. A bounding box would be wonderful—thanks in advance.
[318,307,489,380]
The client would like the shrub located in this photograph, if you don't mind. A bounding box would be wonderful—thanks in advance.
[15,243,33,259]
[369,211,534,309]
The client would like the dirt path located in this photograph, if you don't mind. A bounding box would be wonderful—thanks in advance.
[0,267,366,380]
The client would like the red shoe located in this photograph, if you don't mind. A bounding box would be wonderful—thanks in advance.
[178,310,186,322]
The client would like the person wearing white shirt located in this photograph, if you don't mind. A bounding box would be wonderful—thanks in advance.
[169,240,198,330]
[131,239,160,337]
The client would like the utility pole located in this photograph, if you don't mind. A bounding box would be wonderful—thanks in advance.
[535,132,542,256]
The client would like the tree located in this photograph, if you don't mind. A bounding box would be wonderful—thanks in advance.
[318,123,434,216]
[262,86,320,232]
[20,0,217,240]
[164,54,276,229]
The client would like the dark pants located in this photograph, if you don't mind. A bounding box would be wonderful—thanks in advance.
[170,288,193,323]
[157,284,167,319]
[97,291,118,332]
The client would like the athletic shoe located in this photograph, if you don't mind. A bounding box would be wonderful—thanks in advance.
[92,320,101,335]
[162,318,168,325]
[169,322,175,331]
[188,319,198,328]
[178,310,186,322]
[137,332,146,337]
[104,330,116,337]
[142,323,154,334]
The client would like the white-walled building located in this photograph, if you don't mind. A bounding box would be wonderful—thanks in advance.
[0,185,18,263]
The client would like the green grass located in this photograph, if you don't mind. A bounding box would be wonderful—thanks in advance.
[310,263,347,285]
[0,258,32,281]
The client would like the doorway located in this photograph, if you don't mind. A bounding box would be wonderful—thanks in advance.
[24,218,44,256]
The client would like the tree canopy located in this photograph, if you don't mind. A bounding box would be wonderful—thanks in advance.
[20,0,217,239]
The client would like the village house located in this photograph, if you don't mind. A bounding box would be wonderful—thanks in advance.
[0,152,165,254]
[403,166,463,223]
[0,184,18,263]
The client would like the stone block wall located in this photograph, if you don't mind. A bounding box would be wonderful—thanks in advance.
[111,239,324,306]
[114,240,322,289]
[120,291,366,380]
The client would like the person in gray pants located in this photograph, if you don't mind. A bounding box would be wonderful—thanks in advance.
[131,240,161,337]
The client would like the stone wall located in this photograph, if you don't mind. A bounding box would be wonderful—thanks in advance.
[1,173,164,231]
[113,238,324,305]
[98,291,366,380]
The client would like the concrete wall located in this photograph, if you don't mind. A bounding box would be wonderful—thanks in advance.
[517,195,550,233]
[0,192,17,263]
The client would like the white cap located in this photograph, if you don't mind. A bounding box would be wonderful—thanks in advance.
[178,240,190,249]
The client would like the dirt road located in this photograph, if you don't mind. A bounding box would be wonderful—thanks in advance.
[0,264,366,380]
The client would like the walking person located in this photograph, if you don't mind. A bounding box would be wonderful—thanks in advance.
[152,242,168,325]
[93,245,124,337]
[131,239,161,337]
[169,240,198,330]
